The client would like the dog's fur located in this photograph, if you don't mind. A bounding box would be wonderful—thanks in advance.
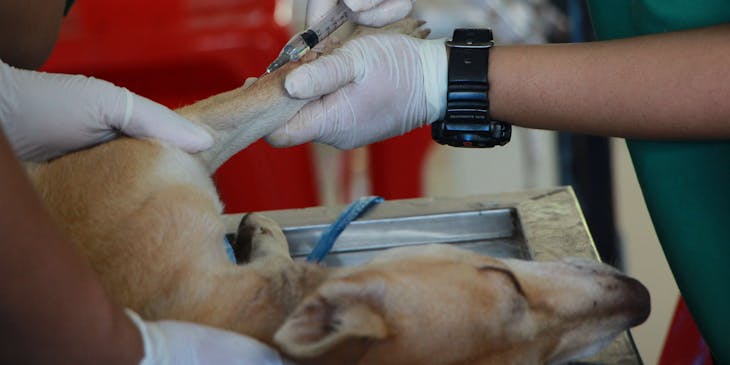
[26,20,649,365]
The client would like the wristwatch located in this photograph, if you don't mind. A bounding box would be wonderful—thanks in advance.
[431,29,511,148]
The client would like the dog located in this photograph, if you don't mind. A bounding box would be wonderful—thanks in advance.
[26,19,650,365]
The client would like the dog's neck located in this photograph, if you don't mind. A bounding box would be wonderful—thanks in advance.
[272,262,331,313]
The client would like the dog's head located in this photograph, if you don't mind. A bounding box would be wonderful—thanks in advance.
[274,244,650,365]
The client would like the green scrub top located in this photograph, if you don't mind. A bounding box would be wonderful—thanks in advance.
[587,1,730,363]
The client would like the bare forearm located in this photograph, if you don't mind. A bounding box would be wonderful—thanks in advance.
[0,0,66,69]
[489,24,730,139]
[0,134,141,364]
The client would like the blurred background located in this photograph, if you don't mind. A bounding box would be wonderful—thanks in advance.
[42,0,703,363]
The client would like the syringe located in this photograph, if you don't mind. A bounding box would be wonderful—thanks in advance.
[266,1,350,74]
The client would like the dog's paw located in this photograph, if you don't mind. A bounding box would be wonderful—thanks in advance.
[235,213,290,263]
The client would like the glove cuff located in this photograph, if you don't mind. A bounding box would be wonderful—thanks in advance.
[124,309,158,365]
[418,38,448,124]
[0,60,10,136]
[120,87,134,130]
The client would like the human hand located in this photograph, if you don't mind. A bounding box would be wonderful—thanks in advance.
[307,0,414,27]
[0,60,213,162]
[267,33,447,149]
[126,310,298,365]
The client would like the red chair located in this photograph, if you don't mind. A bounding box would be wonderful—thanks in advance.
[368,126,432,200]
[659,297,713,365]
[43,0,318,213]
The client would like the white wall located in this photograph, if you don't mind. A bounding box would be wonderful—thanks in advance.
[424,127,558,195]
[611,138,678,365]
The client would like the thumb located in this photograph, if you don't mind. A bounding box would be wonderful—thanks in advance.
[346,0,413,27]
[120,91,213,153]
[284,48,359,99]
[343,0,387,12]
[306,0,339,26]
[266,99,329,147]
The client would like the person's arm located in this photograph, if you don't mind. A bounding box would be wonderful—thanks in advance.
[0,131,143,365]
[0,131,300,365]
[0,0,67,69]
[490,23,730,139]
[270,24,730,149]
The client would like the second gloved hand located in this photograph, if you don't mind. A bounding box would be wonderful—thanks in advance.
[0,60,213,162]
[267,33,447,150]
[126,310,298,365]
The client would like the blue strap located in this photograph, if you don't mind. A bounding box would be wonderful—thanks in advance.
[307,196,384,263]
[223,235,237,263]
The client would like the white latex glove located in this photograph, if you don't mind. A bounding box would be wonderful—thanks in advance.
[307,0,414,27]
[267,34,447,149]
[126,310,298,365]
[0,60,213,162]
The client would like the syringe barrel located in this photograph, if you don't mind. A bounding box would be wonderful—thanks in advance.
[308,1,349,43]
[282,34,310,62]
[275,2,349,66]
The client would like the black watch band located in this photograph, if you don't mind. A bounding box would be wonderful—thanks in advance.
[431,29,511,148]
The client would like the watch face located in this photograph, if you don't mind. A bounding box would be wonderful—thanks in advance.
[431,120,511,148]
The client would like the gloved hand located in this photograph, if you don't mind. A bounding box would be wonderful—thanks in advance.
[0,60,213,162]
[267,33,447,149]
[126,310,298,365]
[307,0,414,27]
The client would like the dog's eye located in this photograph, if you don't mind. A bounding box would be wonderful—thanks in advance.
[477,265,526,297]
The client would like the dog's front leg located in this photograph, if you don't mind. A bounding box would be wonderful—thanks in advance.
[175,69,311,173]
[175,18,431,173]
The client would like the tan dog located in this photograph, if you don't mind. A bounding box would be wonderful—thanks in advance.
[26,20,649,365]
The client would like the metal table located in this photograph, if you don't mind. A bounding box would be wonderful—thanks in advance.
[224,187,642,364]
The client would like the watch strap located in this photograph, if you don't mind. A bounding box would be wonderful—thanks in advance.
[432,28,511,148]
[446,29,492,132]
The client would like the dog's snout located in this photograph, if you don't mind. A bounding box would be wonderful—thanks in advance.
[557,258,650,327]
[611,274,651,326]
[562,257,621,276]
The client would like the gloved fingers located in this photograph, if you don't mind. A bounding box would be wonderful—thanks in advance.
[126,309,296,365]
[347,0,414,27]
[115,92,214,153]
[81,76,213,153]
[0,61,214,160]
[307,0,410,28]
[284,47,359,99]
[268,91,366,150]
[343,0,388,12]
[155,321,290,365]
[306,0,338,26]
[266,99,329,147]
[0,65,120,161]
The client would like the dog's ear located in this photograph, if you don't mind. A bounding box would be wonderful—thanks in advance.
[273,278,388,358]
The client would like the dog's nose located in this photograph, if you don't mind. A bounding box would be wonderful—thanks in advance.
[612,274,651,327]
[560,257,651,326]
